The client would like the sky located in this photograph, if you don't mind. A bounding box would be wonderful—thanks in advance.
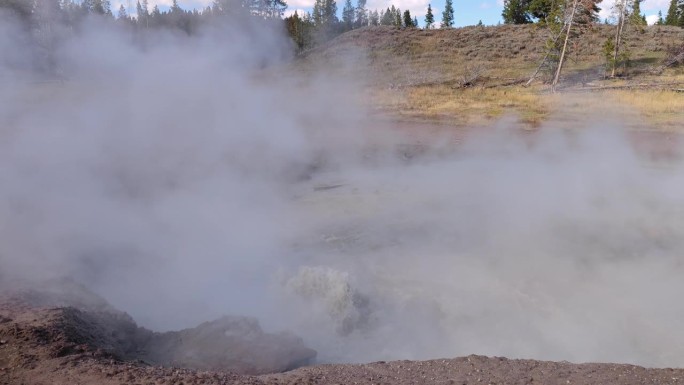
[113,0,670,28]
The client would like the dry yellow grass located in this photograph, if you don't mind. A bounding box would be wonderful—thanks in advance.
[368,85,684,131]
[607,90,684,130]
[307,25,684,131]
[369,85,550,127]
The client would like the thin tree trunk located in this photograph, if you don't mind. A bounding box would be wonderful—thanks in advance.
[526,27,565,86]
[611,0,626,77]
[552,0,580,92]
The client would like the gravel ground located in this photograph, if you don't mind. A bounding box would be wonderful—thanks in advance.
[3,283,684,385]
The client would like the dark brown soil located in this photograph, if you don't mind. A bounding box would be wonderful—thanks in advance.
[0,280,314,384]
[3,281,684,385]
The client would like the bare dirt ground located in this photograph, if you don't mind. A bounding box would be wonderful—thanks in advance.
[3,280,684,385]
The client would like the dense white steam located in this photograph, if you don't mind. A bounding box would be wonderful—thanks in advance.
[2,11,684,369]
[276,127,684,365]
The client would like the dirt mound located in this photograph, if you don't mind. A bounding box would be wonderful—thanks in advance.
[141,316,314,374]
[0,280,315,380]
[3,281,684,384]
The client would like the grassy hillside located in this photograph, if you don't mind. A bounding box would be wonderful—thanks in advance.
[297,24,684,130]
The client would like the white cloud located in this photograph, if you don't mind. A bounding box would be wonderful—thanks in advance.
[111,0,134,16]
[284,8,309,17]
[114,0,207,14]
[598,0,667,23]
[147,0,214,9]
[642,0,670,10]
[597,0,617,22]
[367,0,431,18]
[118,0,311,14]
[146,0,174,6]
[287,0,317,8]
[480,2,492,9]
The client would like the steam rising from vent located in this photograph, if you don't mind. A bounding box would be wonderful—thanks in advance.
[2,9,684,370]
[284,266,373,336]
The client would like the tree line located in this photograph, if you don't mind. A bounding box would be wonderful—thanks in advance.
[285,0,458,50]
[660,0,684,26]
[0,0,288,36]
[1,0,452,55]
[0,0,290,76]
[501,0,601,24]
[503,0,683,27]
[2,0,679,81]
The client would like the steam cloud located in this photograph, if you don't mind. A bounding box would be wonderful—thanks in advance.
[2,10,684,369]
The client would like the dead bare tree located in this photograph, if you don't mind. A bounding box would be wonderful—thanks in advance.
[551,0,580,92]
[649,44,684,74]
[458,65,485,88]
[611,0,627,77]
[525,29,565,86]
[665,47,684,68]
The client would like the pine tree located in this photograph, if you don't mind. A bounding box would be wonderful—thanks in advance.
[342,0,354,30]
[577,0,602,24]
[370,9,379,25]
[441,0,454,28]
[250,0,263,17]
[413,16,418,26]
[395,7,402,26]
[171,0,181,13]
[268,0,287,18]
[380,7,393,25]
[323,0,338,25]
[355,0,368,27]
[61,0,82,24]
[313,0,337,26]
[629,0,646,26]
[664,0,678,25]
[403,9,413,27]
[118,4,128,19]
[150,4,161,26]
[502,0,530,23]
[137,0,150,27]
[679,0,684,27]
[527,0,564,23]
[387,5,397,25]
[286,11,314,50]
[92,0,104,14]
[312,0,323,25]
[656,10,664,24]
[82,0,94,12]
[425,3,434,28]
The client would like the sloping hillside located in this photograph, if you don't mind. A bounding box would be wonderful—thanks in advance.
[305,24,684,86]
[296,25,684,128]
